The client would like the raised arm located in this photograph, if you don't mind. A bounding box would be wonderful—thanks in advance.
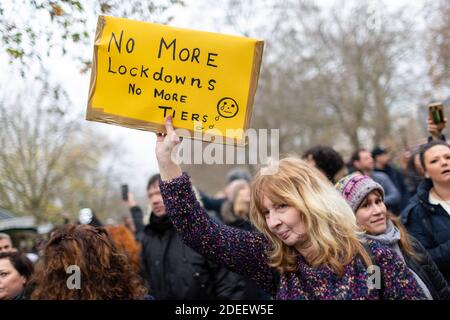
[155,117,276,294]
[427,116,447,142]
[124,191,145,234]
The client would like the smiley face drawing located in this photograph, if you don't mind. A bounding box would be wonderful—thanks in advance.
[217,97,239,119]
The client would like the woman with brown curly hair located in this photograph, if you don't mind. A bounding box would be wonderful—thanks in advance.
[29,224,148,300]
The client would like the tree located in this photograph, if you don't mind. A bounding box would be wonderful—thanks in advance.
[184,0,430,194]
[424,0,450,97]
[0,0,184,74]
[222,0,423,153]
[0,0,184,222]
[0,82,124,223]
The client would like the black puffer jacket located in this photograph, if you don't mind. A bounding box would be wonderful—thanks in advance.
[404,238,450,299]
[401,179,450,285]
[130,206,245,300]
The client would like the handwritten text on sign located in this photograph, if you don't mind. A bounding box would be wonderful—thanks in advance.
[86,16,264,145]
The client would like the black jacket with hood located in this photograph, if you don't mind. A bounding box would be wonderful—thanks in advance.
[401,179,450,286]
[130,205,245,300]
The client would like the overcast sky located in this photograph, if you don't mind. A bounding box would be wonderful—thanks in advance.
[50,0,262,195]
[72,0,421,193]
[1,0,425,198]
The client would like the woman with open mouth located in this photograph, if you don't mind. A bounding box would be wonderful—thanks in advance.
[402,140,450,286]
[336,173,450,299]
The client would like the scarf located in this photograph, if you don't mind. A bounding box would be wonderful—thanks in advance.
[364,219,401,245]
[149,213,173,234]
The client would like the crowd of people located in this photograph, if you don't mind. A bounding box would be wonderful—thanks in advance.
[1,115,449,300]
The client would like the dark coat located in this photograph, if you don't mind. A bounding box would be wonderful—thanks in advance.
[404,238,450,299]
[130,206,245,300]
[374,164,409,213]
[200,191,226,222]
[401,179,450,285]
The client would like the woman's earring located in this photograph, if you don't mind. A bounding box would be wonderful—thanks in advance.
[425,173,430,178]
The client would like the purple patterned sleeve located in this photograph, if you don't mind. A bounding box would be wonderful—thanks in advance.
[159,172,276,294]
[369,241,427,300]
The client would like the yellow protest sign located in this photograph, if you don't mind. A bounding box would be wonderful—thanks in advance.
[86,15,264,145]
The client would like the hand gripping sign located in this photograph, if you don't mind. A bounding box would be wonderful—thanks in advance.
[86,16,264,145]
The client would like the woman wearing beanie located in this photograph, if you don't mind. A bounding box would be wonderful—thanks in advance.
[336,173,450,299]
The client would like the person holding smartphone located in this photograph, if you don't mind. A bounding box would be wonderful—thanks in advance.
[427,102,448,142]
[401,104,450,285]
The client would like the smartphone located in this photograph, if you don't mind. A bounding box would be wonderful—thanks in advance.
[428,102,445,124]
[121,184,129,201]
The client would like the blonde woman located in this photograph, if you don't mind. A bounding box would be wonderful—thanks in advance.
[155,117,425,299]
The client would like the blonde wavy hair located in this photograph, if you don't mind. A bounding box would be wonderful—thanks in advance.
[250,158,372,275]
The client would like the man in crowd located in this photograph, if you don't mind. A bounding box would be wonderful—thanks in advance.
[125,174,245,300]
[350,148,401,212]
[303,145,347,183]
[0,233,14,253]
[372,146,409,213]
